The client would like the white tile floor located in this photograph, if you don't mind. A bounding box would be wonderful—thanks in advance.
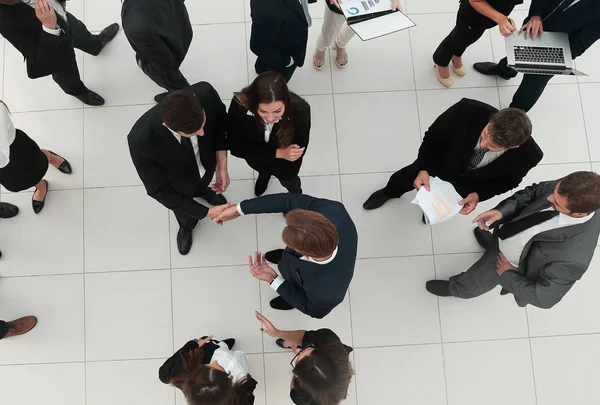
[1,1,599,405]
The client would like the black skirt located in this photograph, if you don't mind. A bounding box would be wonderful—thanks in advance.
[0,129,48,192]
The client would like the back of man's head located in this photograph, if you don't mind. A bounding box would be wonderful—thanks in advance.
[282,209,339,258]
[0,0,23,5]
[161,91,205,135]
[488,108,532,148]
[558,171,600,214]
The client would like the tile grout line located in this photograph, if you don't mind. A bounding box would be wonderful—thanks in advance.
[575,80,594,166]
[81,1,87,402]
[525,309,540,405]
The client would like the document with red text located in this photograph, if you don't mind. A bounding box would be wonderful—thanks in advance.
[411,177,462,225]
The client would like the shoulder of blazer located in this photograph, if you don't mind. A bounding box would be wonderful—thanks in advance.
[0,4,34,30]
[457,98,498,117]
[516,137,544,163]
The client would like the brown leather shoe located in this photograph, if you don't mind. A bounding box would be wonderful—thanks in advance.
[4,316,38,339]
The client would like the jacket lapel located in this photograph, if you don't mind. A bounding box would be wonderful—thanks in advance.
[284,0,307,21]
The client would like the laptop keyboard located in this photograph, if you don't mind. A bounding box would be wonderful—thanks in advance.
[514,46,565,65]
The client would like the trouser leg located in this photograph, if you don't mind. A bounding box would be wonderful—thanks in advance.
[448,237,501,298]
[509,73,554,112]
[383,162,421,198]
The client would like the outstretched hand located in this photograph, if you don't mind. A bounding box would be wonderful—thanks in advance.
[255,311,279,337]
[207,203,234,225]
[212,204,241,224]
[248,251,278,283]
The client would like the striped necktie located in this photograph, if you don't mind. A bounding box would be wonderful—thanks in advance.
[468,147,488,170]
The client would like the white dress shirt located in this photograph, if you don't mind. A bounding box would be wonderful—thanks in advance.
[473,136,506,169]
[212,342,250,383]
[498,209,594,266]
[0,103,16,169]
[22,0,67,36]
[168,127,206,177]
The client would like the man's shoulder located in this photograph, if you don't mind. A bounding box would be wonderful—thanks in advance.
[128,105,163,142]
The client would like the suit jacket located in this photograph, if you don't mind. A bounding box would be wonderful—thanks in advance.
[457,0,523,30]
[250,0,309,70]
[415,98,543,201]
[240,193,358,319]
[226,95,311,178]
[121,0,193,91]
[494,179,600,309]
[528,0,600,58]
[128,82,227,220]
[0,2,75,79]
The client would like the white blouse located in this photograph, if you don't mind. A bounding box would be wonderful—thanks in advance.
[211,341,250,383]
[0,103,16,169]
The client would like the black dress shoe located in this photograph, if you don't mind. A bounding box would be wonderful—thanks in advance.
[99,23,120,50]
[223,338,236,349]
[202,188,227,206]
[265,249,284,264]
[500,288,509,296]
[154,92,169,103]
[73,89,105,106]
[473,62,513,80]
[363,189,390,210]
[0,202,19,219]
[276,338,294,349]
[48,151,72,174]
[426,280,452,297]
[32,180,48,214]
[473,227,493,249]
[270,296,294,310]
[177,228,193,255]
[255,173,271,196]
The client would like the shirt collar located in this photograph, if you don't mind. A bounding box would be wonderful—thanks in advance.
[301,246,338,265]
[558,211,594,226]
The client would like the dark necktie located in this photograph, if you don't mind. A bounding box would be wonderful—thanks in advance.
[468,147,488,170]
[180,136,197,164]
[496,210,560,240]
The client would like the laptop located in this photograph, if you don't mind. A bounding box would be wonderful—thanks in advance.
[505,31,587,76]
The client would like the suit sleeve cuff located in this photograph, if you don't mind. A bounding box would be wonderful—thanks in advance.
[270,276,285,291]
[42,25,62,36]
[236,203,245,216]
[499,270,520,291]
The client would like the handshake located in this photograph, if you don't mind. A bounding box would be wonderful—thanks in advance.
[206,203,242,225]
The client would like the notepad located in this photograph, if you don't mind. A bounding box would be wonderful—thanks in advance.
[411,177,463,225]
[340,0,416,41]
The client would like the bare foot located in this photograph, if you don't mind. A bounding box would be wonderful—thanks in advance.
[335,45,348,68]
[451,55,463,69]
[313,49,325,69]
[33,180,47,202]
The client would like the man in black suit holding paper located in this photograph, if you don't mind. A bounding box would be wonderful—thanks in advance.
[363,98,543,216]
[128,82,231,255]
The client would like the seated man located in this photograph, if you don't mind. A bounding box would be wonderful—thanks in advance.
[122,0,193,102]
[214,193,358,319]
[473,0,600,112]
[0,0,119,106]
[363,98,543,217]
[426,172,600,309]
[128,82,230,256]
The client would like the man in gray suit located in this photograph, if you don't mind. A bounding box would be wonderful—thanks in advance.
[426,171,600,309]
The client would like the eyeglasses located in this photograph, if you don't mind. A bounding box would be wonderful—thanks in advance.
[290,344,315,369]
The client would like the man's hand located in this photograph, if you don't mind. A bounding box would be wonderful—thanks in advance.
[520,16,543,40]
[35,0,58,30]
[207,203,234,225]
[472,209,503,231]
[212,167,230,195]
[255,311,280,337]
[413,170,430,191]
[496,252,517,276]
[276,144,305,162]
[213,204,241,224]
[392,0,402,11]
[498,17,516,37]
[248,251,278,283]
[459,192,479,215]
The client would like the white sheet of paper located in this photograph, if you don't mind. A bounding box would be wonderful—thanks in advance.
[411,177,463,225]
[349,12,415,41]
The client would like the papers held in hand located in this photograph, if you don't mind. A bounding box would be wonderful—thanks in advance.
[411,177,463,225]
[340,0,415,41]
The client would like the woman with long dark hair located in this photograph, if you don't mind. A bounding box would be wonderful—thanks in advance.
[227,72,311,196]
[256,312,354,405]
[159,335,257,405]
[0,100,72,213]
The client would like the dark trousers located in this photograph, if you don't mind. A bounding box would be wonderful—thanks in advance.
[383,161,424,198]
[433,24,487,67]
[498,57,554,112]
[0,320,8,340]
[254,58,297,83]
[279,175,302,194]
[52,13,103,95]
[449,235,501,298]
[148,69,190,93]
[173,179,212,231]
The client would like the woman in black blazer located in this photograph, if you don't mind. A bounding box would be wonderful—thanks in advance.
[433,0,522,87]
[227,72,311,196]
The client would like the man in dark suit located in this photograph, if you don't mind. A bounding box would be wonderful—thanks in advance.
[427,172,600,309]
[473,0,600,112]
[128,82,231,255]
[250,0,312,82]
[214,193,358,319]
[121,0,193,102]
[0,0,119,106]
[363,98,543,217]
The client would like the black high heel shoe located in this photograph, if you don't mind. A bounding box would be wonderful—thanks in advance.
[32,180,48,214]
[48,151,72,174]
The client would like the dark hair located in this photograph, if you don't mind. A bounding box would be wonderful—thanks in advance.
[558,171,600,213]
[293,344,354,405]
[170,348,249,405]
[282,209,339,258]
[0,0,23,5]
[487,108,532,148]
[161,91,205,135]
[240,72,303,147]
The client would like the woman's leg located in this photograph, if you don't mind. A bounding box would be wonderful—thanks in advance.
[314,4,346,68]
[332,22,355,68]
